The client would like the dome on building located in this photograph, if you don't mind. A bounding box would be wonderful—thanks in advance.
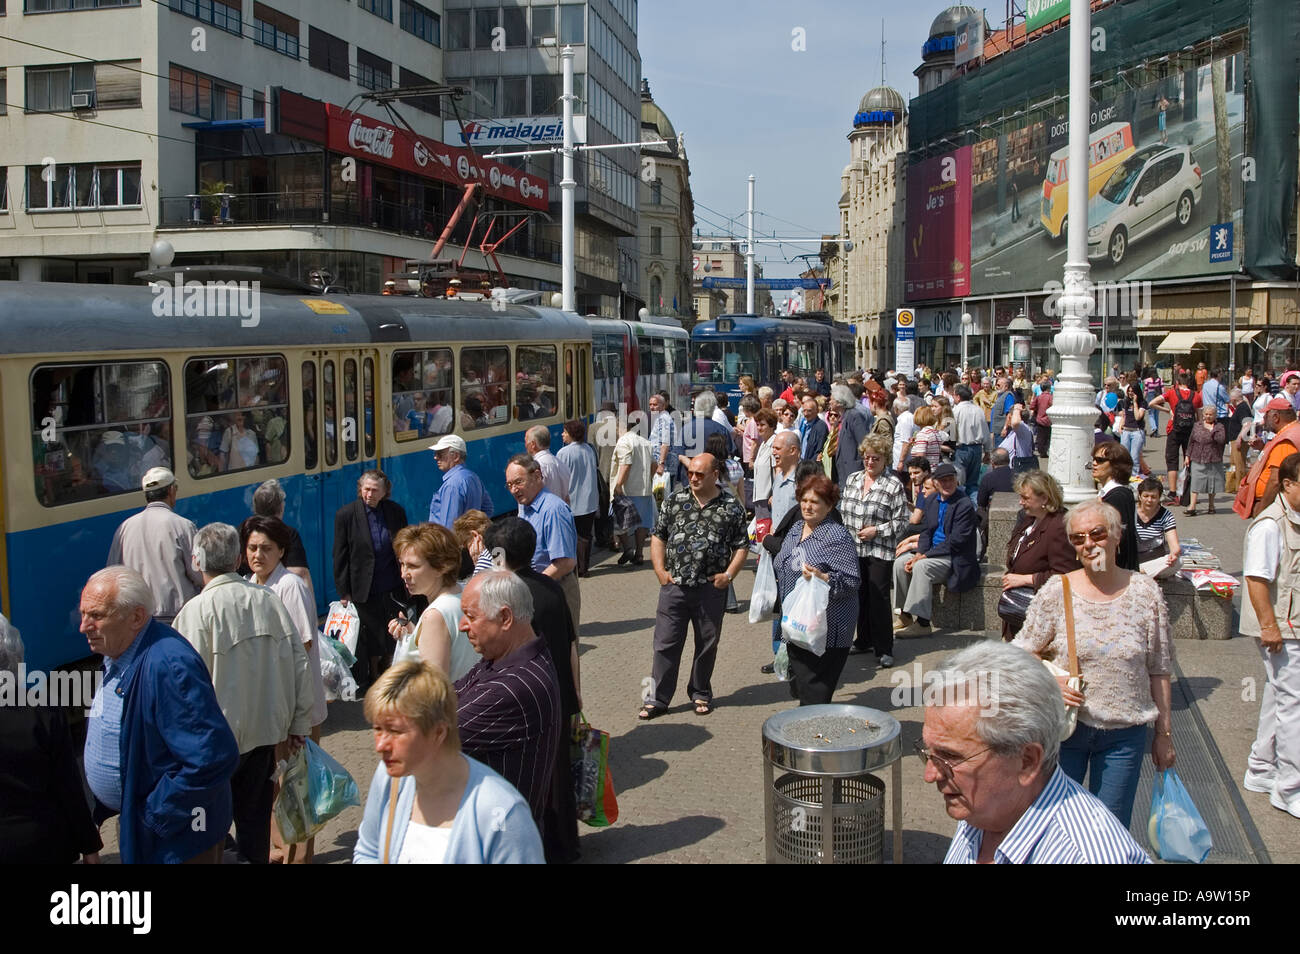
[640,78,678,145]
[857,86,906,116]
[929,5,980,39]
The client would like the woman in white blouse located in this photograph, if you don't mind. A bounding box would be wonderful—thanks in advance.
[1013,498,1176,827]
[387,524,478,682]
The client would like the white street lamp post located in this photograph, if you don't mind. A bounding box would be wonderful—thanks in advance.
[1048,0,1100,502]
[961,312,973,371]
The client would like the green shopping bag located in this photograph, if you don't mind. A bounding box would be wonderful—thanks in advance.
[571,713,619,827]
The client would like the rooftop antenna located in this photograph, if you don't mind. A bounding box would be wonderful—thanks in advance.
[880,21,886,86]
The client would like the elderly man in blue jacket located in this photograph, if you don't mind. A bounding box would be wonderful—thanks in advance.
[81,566,239,864]
[891,462,979,636]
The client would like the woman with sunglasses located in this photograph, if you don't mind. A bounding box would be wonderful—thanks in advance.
[1091,442,1140,570]
[1014,499,1175,827]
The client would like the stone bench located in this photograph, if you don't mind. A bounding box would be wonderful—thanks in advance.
[928,493,1236,639]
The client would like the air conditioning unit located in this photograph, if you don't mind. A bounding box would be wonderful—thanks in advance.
[70,92,93,110]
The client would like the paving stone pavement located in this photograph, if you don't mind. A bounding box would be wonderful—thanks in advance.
[95,432,1295,864]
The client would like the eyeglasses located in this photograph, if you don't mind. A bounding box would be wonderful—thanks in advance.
[862,454,883,462]
[913,740,992,776]
[687,470,710,480]
[1091,456,1111,465]
[1067,526,1109,546]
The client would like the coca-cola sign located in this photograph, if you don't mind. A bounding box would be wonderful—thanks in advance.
[325,105,548,210]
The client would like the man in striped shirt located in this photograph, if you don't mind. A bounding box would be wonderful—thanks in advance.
[456,571,562,838]
[923,642,1150,864]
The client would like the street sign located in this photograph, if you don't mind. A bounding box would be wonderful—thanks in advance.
[895,308,916,378]
[1209,222,1234,264]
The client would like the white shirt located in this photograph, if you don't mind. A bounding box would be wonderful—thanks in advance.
[1241,374,1255,396]
[893,410,916,469]
[532,449,571,502]
[1242,502,1300,581]
[712,407,731,429]
[397,820,452,864]
[1253,392,1272,425]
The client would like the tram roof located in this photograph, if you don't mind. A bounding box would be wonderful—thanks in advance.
[0,281,592,355]
[692,315,849,337]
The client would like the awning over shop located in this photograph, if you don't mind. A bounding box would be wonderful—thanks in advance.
[1155,330,1261,353]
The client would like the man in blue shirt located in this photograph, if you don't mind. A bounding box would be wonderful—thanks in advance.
[506,453,580,628]
[925,641,1150,864]
[428,434,493,528]
[81,566,239,864]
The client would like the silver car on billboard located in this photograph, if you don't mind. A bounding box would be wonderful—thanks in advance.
[1087,144,1203,268]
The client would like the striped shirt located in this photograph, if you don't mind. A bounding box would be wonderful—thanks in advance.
[1136,505,1176,553]
[943,766,1152,864]
[840,470,909,561]
[455,637,562,830]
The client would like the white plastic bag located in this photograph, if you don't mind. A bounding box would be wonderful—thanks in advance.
[749,551,778,623]
[324,600,361,655]
[773,643,790,681]
[780,574,830,657]
[1176,464,1189,497]
[318,633,358,703]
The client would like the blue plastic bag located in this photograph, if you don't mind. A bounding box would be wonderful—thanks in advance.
[1148,769,1211,863]
[274,740,360,843]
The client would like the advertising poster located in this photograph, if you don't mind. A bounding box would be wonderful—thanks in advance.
[953,13,984,68]
[1025,0,1070,33]
[904,146,972,301]
[968,54,1245,297]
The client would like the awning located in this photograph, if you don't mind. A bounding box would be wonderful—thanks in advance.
[181,118,267,130]
[1155,330,1261,353]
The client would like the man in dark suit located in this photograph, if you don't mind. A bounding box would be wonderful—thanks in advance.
[797,397,829,462]
[977,448,1017,560]
[333,469,408,688]
[672,391,733,485]
[892,462,978,635]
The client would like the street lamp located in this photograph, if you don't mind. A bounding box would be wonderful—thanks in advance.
[961,312,973,370]
[1008,309,1035,378]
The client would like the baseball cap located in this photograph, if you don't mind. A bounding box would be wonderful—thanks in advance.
[142,467,175,491]
[932,462,958,480]
[429,434,467,455]
[1267,396,1293,411]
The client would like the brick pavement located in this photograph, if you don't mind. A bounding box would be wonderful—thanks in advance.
[95,431,1295,864]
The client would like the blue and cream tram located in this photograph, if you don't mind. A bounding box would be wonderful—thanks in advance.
[589,313,690,413]
[1,276,593,672]
[690,313,856,405]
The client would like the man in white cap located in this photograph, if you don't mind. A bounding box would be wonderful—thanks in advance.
[106,467,202,624]
[427,434,493,529]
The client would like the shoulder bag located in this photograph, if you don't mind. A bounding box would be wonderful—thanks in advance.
[382,777,399,864]
[1038,576,1082,741]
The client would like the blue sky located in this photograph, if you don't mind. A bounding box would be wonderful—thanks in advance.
[638,0,946,289]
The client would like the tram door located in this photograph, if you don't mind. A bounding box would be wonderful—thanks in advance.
[300,350,380,609]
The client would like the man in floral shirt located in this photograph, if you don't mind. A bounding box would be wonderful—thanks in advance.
[639,453,749,719]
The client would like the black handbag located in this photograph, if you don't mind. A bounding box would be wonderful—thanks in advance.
[997,585,1037,626]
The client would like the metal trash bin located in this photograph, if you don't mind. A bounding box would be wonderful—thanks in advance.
[762,704,903,864]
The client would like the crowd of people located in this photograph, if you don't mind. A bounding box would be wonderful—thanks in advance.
[2,352,1296,868]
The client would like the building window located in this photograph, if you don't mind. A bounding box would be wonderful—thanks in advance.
[26,161,141,210]
[27,61,143,112]
[32,361,171,508]
[0,69,6,116]
[184,356,290,477]
[168,64,241,120]
[356,49,392,92]
[252,89,264,119]
[359,0,392,21]
[532,5,554,44]
[559,4,584,44]
[531,73,559,115]
[399,0,439,45]
[501,6,525,46]
[650,178,661,205]
[253,3,299,59]
[308,26,349,80]
[0,170,8,212]
[502,75,527,116]
[445,9,469,49]
[167,0,241,37]
[650,227,662,255]
[472,77,496,117]
[650,275,662,308]
[398,67,439,116]
[24,0,138,9]
[473,6,497,48]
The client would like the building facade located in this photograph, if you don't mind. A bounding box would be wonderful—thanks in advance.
[690,235,773,323]
[638,78,692,319]
[904,0,1300,378]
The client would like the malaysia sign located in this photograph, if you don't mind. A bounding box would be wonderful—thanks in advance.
[326,107,548,210]
[444,116,587,147]
[1025,0,1070,32]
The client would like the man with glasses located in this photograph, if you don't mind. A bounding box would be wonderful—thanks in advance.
[922,641,1150,863]
[639,453,749,719]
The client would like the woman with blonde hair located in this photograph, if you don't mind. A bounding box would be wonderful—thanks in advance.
[904,406,944,468]
[354,662,543,864]
[388,524,479,680]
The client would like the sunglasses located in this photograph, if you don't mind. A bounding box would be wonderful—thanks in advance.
[1091,456,1111,465]
[1067,527,1109,546]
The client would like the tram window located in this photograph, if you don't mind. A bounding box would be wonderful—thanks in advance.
[183,355,289,479]
[691,340,757,381]
[392,348,454,441]
[461,346,510,429]
[31,360,172,507]
[302,362,318,470]
[788,340,817,375]
[638,339,652,380]
[363,358,376,459]
[670,339,687,376]
[579,349,589,415]
[323,361,337,465]
[764,344,783,386]
[343,359,359,462]
[517,344,557,420]
[564,348,574,420]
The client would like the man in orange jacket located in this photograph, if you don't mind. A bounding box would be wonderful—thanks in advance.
[1235,398,1300,518]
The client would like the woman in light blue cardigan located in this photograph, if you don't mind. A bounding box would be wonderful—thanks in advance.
[352,661,543,864]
